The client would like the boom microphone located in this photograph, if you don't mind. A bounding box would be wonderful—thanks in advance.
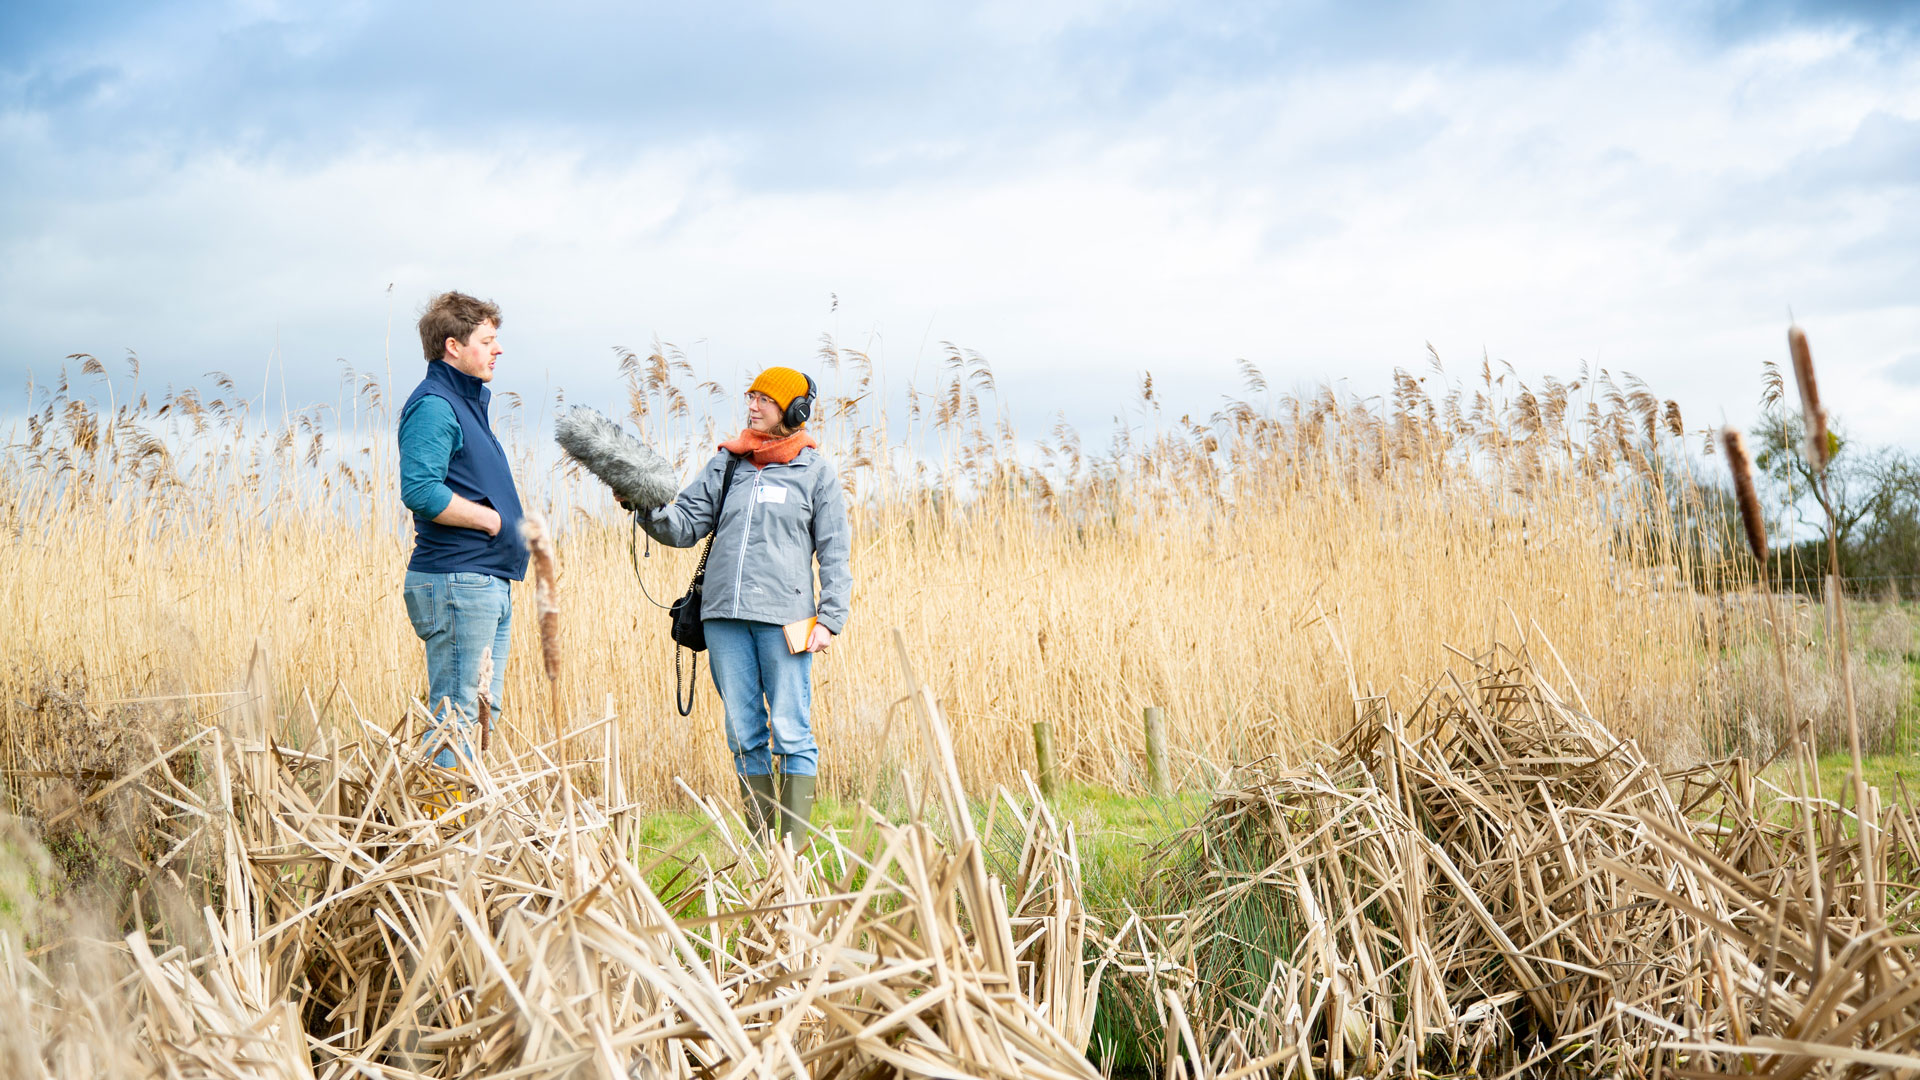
[552,406,680,510]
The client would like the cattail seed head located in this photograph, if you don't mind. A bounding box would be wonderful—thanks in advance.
[521,511,561,682]
[1721,426,1769,576]
[1788,326,1829,474]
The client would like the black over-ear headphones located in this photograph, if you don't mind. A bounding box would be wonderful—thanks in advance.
[784,373,817,430]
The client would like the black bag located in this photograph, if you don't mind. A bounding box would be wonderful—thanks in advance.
[674,454,742,714]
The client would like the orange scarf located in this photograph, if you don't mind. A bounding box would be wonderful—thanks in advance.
[719,427,818,468]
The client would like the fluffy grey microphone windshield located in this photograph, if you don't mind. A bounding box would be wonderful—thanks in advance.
[553,406,679,510]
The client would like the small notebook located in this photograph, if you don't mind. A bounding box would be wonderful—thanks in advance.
[783,617,818,654]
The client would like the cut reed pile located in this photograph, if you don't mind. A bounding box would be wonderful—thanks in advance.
[1111,642,1920,1079]
[1,636,1103,1079]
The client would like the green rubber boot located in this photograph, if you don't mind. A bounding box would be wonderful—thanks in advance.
[778,774,816,850]
[739,774,777,841]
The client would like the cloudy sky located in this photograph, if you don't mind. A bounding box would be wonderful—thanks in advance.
[3,1,1917,447]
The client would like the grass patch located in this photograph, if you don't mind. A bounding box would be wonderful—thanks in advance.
[1759,749,1920,805]
[1036,784,1206,914]
[630,783,1204,901]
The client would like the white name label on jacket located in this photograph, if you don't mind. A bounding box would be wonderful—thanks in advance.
[757,485,788,504]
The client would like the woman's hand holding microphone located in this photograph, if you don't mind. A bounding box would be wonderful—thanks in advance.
[617,496,666,520]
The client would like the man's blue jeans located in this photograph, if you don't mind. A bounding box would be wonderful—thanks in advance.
[706,618,816,777]
[403,570,512,767]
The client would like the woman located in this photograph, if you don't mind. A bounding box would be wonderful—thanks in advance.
[638,366,851,846]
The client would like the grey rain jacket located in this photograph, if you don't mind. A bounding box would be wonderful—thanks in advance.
[640,447,852,634]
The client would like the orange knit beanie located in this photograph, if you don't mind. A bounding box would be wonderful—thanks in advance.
[748,367,812,412]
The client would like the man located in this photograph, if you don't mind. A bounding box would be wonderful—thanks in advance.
[398,291,525,766]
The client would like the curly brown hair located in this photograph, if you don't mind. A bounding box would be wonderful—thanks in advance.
[417,291,503,362]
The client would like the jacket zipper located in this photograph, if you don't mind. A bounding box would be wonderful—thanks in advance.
[729,466,761,617]
[727,458,800,618]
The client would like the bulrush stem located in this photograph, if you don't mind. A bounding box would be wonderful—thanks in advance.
[1822,479,1875,921]
[1723,424,1824,977]
[1788,325,1876,925]
[1722,428,1802,759]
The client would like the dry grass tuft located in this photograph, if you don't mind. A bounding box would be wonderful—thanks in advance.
[0,676,215,926]
[1715,644,1911,756]
[1860,604,1917,660]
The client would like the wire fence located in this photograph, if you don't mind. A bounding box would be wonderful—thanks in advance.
[1805,573,1920,600]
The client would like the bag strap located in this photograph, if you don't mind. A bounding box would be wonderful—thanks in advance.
[675,453,745,716]
[689,453,745,586]
[633,452,746,609]
[676,648,697,716]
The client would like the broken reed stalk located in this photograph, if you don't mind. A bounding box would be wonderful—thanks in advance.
[1791,325,1877,924]
[520,512,579,882]
[521,511,563,743]
[475,646,493,753]
[1722,424,1825,978]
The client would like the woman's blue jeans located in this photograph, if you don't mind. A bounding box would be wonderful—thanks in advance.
[403,570,512,767]
[705,618,816,777]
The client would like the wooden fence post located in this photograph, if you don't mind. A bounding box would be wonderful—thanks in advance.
[1032,721,1058,799]
[1143,706,1171,797]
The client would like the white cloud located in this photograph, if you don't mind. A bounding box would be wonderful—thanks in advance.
[2,5,1918,451]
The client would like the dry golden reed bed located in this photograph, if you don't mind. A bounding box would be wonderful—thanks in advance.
[0,345,1791,806]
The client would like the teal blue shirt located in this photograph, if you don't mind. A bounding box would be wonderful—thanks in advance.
[398,395,461,519]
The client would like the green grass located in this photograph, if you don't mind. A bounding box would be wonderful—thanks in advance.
[1760,749,1920,806]
[1031,783,1206,915]
[627,783,1204,899]
[625,795,869,902]
[0,826,55,941]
